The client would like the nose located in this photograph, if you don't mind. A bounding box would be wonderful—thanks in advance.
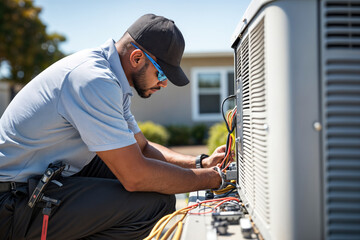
[158,79,168,88]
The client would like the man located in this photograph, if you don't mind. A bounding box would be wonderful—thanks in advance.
[0,14,227,239]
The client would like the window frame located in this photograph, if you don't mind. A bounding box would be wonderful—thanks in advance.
[191,66,234,121]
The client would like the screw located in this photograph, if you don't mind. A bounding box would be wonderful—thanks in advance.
[313,122,322,131]
[263,124,269,132]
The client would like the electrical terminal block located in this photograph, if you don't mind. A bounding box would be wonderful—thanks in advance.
[225,162,237,180]
[225,169,237,180]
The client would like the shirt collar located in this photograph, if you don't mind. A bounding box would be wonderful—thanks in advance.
[101,39,133,96]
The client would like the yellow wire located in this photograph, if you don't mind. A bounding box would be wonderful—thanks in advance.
[212,180,236,195]
[160,213,187,240]
[144,195,242,240]
[149,214,171,235]
[143,206,196,240]
[171,222,183,240]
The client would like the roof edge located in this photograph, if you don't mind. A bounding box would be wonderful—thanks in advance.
[183,51,233,58]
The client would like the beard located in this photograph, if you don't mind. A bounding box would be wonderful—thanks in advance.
[132,62,160,98]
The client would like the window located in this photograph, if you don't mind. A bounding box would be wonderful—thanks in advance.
[192,67,234,121]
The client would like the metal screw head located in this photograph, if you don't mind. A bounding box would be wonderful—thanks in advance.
[313,122,322,131]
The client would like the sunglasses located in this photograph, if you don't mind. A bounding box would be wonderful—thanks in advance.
[130,42,168,81]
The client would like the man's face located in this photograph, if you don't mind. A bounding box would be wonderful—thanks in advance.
[132,60,168,98]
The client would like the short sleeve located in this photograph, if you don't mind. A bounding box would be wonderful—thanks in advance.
[122,95,141,135]
[57,62,137,152]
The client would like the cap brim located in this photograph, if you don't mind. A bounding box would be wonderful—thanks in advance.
[158,59,189,87]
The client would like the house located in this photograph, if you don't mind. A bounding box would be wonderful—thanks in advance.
[0,51,235,127]
[131,51,234,127]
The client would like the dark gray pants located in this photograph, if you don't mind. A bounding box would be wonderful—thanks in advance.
[0,156,176,239]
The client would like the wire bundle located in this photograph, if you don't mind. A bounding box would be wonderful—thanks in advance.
[210,95,237,197]
[218,95,237,172]
[143,197,241,240]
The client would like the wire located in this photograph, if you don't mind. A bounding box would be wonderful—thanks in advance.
[221,95,236,133]
[219,134,233,169]
[210,96,238,197]
[219,106,237,171]
[212,180,236,195]
[144,197,241,240]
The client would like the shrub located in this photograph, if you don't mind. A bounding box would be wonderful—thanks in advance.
[207,122,229,154]
[138,121,169,145]
[191,124,208,145]
[166,125,191,146]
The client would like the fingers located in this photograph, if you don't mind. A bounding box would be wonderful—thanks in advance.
[215,145,227,153]
[214,152,226,159]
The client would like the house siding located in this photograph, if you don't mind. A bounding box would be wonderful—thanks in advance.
[131,53,234,127]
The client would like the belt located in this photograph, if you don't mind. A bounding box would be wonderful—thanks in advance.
[0,182,25,193]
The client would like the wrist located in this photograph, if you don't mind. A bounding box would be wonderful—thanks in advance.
[195,154,209,168]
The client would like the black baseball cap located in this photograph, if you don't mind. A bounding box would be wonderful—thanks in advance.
[127,14,189,87]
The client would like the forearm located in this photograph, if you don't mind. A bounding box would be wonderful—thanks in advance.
[98,145,221,194]
[142,141,197,168]
[133,158,220,194]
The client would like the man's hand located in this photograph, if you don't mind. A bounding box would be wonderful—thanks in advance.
[201,145,234,168]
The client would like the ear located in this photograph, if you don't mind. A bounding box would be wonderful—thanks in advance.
[129,49,145,68]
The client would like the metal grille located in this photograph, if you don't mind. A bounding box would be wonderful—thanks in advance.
[325,0,360,49]
[323,1,360,239]
[240,35,254,206]
[237,18,269,225]
[324,61,360,239]
[248,19,269,225]
[236,44,242,79]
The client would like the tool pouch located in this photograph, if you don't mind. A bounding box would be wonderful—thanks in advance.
[27,161,66,208]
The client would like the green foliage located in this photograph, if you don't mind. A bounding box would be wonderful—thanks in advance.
[138,122,209,147]
[138,121,169,146]
[0,0,66,84]
[191,124,208,145]
[166,125,191,146]
[164,124,209,146]
[207,122,229,155]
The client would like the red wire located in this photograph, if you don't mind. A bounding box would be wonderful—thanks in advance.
[188,197,241,215]
[223,159,233,171]
[219,135,233,169]
[219,108,237,170]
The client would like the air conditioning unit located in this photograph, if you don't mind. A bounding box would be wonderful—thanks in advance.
[231,0,360,239]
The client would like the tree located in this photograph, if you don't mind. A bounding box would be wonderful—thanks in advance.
[0,0,66,86]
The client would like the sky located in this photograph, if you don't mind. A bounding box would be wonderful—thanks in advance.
[33,0,252,55]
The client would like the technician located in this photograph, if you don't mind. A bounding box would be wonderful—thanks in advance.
[0,14,227,239]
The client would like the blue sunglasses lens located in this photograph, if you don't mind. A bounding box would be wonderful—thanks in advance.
[157,71,167,81]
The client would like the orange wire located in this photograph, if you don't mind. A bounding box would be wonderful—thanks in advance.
[188,197,241,215]
[222,108,237,171]
[219,135,232,168]
[229,108,237,129]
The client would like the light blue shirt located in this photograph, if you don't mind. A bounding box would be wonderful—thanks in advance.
[0,39,141,182]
